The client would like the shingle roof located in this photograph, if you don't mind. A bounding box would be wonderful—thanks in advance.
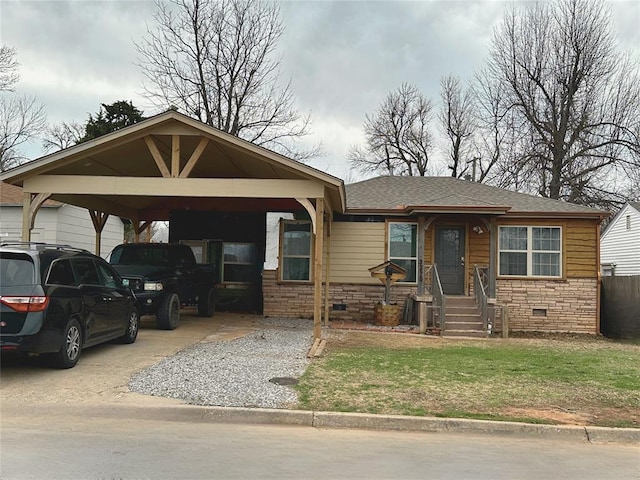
[0,181,60,206]
[345,176,606,217]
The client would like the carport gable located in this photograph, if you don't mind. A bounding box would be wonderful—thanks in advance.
[2,110,345,223]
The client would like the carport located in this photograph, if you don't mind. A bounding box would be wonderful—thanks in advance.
[0,110,346,340]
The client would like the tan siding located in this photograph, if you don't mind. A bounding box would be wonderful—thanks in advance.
[328,222,385,284]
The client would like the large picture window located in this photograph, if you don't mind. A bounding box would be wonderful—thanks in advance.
[499,226,561,277]
[388,222,418,283]
[281,221,312,281]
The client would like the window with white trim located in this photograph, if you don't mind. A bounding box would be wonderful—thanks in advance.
[280,220,312,281]
[388,222,418,283]
[499,226,562,277]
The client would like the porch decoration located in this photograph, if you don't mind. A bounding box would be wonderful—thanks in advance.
[369,261,407,326]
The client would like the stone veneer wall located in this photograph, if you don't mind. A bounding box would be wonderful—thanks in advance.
[262,270,416,322]
[496,278,598,334]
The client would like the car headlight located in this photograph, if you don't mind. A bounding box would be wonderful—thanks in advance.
[143,282,164,291]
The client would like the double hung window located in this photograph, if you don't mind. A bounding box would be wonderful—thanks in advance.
[388,222,418,283]
[499,226,561,277]
[280,221,312,281]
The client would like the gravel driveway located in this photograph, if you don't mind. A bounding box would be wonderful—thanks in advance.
[129,319,314,409]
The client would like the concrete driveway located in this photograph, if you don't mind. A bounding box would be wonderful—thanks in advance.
[0,311,261,410]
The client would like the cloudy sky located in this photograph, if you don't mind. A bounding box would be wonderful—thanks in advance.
[2,0,639,181]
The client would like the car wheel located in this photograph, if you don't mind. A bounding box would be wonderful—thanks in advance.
[118,307,139,344]
[197,287,215,317]
[157,293,180,330]
[50,319,83,369]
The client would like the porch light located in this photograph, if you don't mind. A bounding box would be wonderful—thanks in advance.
[473,226,484,234]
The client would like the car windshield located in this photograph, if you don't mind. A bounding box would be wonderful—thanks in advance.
[110,246,169,266]
[0,253,35,285]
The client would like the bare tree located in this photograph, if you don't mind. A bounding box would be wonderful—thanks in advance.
[42,121,84,152]
[0,46,46,171]
[349,83,435,177]
[482,0,640,208]
[0,45,19,92]
[0,95,47,170]
[136,0,316,159]
[439,74,476,178]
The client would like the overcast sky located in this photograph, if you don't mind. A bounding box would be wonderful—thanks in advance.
[2,0,639,181]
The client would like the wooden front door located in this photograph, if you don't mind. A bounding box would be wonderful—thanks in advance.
[435,226,466,295]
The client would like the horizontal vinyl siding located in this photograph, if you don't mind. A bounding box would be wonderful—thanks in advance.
[56,205,123,257]
[0,205,123,256]
[329,222,385,284]
[601,205,640,275]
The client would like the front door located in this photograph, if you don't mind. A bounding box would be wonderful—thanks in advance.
[435,226,466,295]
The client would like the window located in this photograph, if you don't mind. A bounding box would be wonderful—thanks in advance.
[72,258,101,285]
[499,226,561,277]
[46,259,76,286]
[281,221,312,281]
[388,222,418,283]
[223,243,257,283]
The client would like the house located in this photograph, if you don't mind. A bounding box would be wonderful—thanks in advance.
[0,181,124,257]
[0,110,607,337]
[600,202,640,276]
[263,176,608,335]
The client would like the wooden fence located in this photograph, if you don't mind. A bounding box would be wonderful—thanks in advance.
[600,276,640,338]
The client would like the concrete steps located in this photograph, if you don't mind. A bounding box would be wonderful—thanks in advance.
[442,296,486,338]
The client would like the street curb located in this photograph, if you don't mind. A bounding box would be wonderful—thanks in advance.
[89,404,639,444]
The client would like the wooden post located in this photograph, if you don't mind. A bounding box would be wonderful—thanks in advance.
[22,193,32,241]
[323,214,332,327]
[89,210,109,256]
[502,305,509,339]
[313,197,324,340]
[489,218,497,298]
[171,135,180,177]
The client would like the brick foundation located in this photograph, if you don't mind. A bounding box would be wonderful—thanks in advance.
[263,271,599,334]
[262,270,416,322]
[496,278,598,334]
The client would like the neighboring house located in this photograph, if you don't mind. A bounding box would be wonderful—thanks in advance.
[0,111,607,336]
[263,176,607,335]
[600,202,640,276]
[0,181,124,257]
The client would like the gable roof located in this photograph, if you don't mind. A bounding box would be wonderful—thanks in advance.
[345,176,607,218]
[0,110,346,216]
[601,201,640,238]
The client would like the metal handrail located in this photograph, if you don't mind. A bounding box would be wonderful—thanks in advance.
[431,264,446,330]
[474,265,489,335]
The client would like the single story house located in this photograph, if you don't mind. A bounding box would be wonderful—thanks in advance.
[0,181,124,257]
[0,111,607,337]
[600,202,640,276]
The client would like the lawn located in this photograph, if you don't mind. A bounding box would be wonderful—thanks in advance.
[295,331,640,428]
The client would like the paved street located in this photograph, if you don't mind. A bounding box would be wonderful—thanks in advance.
[1,313,638,479]
[2,408,639,480]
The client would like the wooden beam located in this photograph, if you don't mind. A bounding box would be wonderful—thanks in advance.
[89,210,109,255]
[21,192,51,240]
[417,215,426,296]
[24,176,326,199]
[295,197,317,234]
[171,135,180,178]
[180,137,209,178]
[22,193,31,241]
[144,136,171,178]
[313,197,324,340]
[323,211,332,326]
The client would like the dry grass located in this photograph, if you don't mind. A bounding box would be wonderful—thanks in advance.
[296,331,640,427]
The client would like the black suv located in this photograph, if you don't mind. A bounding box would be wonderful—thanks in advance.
[0,243,139,368]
